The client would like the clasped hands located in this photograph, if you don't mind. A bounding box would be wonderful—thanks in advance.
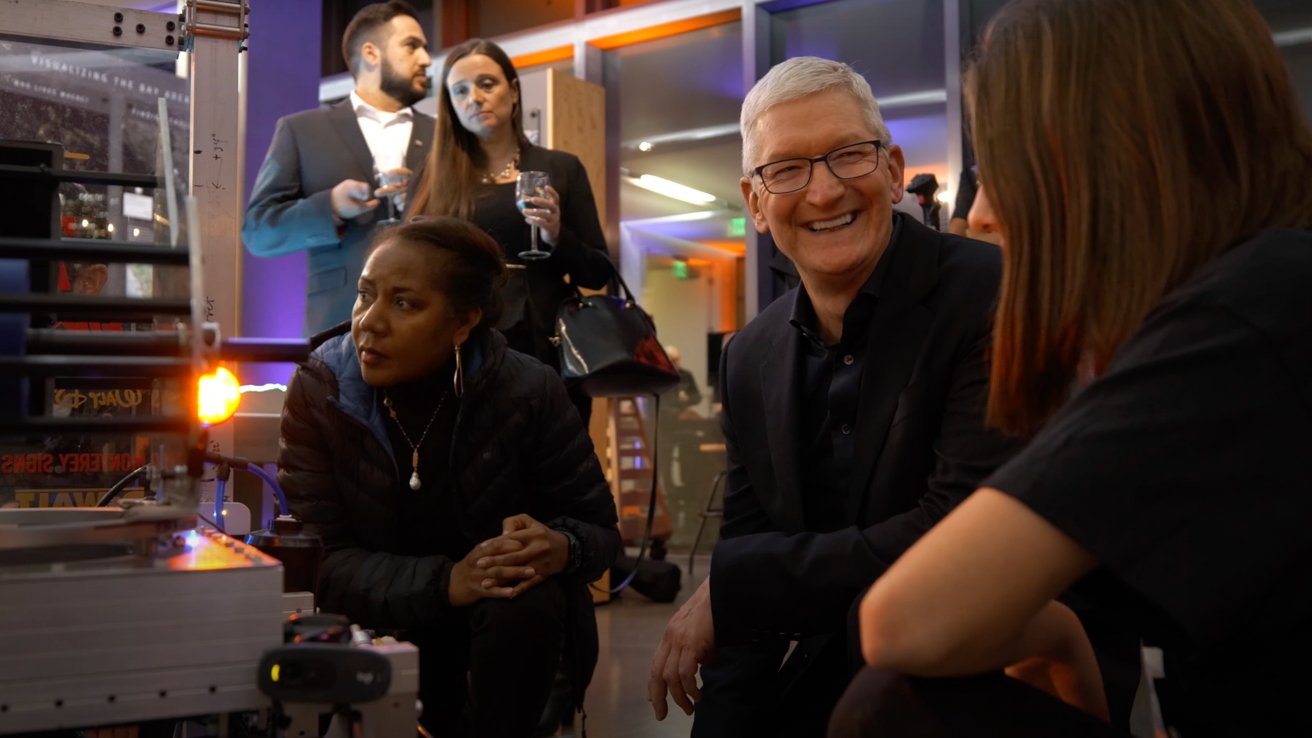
[447,513,570,607]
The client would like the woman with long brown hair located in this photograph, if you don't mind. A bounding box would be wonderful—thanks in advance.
[832,0,1312,736]
[410,38,613,422]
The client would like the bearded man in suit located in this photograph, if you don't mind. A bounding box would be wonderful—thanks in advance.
[244,1,433,335]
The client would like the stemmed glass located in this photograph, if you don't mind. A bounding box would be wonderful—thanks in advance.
[516,170,552,261]
[373,153,407,225]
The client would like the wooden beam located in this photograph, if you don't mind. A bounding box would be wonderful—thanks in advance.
[440,0,474,48]
[510,44,574,69]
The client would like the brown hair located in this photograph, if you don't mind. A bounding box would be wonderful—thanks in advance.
[968,0,1312,436]
[409,38,531,220]
[369,217,506,329]
[341,0,420,78]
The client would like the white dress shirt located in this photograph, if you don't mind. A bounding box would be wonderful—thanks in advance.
[350,90,414,171]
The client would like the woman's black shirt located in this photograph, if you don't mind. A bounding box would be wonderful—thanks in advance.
[986,228,1312,736]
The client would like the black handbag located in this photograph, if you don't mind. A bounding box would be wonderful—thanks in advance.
[552,273,680,398]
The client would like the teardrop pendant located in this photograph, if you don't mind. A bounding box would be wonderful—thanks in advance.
[408,449,421,490]
[382,389,449,494]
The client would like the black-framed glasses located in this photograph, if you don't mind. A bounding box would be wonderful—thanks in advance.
[752,140,883,194]
[970,164,983,188]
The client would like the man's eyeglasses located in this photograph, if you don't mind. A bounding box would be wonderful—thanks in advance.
[752,140,883,195]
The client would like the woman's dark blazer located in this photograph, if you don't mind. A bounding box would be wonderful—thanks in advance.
[480,145,614,366]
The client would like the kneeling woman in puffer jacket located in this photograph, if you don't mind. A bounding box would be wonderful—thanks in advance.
[277,216,620,738]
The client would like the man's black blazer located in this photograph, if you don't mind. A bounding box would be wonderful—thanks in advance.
[709,215,1022,644]
[243,99,434,335]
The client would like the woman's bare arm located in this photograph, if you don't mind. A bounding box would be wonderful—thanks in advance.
[860,488,1098,676]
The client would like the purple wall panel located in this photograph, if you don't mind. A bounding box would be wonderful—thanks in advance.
[240,0,322,384]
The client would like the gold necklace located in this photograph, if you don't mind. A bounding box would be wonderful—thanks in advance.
[383,389,449,490]
[481,149,520,184]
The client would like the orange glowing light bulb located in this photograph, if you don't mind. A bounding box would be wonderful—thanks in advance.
[197,366,241,425]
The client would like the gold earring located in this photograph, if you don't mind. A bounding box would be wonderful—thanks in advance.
[453,343,464,398]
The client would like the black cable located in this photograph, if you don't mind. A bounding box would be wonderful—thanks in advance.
[204,451,291,516]
[597,393,663,595]
[96,464,151,507]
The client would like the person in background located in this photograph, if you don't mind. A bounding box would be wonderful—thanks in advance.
[656,344,705,525]
[279,217,619,738]
[244,1,434,336]
[663,344,703,416]
[409,38,613,425]
[647,56,1027,737]
[838,1,1312,736]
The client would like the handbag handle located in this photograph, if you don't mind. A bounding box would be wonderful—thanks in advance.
[608,268,639,304]
[569,262,638,305]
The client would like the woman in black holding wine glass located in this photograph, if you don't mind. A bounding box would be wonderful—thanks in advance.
[410,38,614,425]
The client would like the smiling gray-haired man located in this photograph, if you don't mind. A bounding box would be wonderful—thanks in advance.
[647,56,1023,737]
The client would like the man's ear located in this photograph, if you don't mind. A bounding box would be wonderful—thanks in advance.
[360,39,381,70]
[885,143,907,204]
[740,176,770,234]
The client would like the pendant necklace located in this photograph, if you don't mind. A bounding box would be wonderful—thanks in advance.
[481,149,520,184]
[383,389,449,490]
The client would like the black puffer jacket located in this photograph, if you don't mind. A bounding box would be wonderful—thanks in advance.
[278,325,620,699]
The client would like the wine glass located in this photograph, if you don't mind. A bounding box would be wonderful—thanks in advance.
[516,170,552,261]
[373,153,408,225]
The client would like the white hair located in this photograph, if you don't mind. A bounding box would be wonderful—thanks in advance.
[740,57,892,176]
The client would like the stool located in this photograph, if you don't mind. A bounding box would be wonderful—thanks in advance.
[688,468,727,578]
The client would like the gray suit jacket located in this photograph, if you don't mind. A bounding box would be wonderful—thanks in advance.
[243,99,434,335]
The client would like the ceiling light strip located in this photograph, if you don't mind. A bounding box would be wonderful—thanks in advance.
[491,0,745,59]
[624,122,741,149]
[1274,27,1312,47]
[877,89,948,108]
[627,174,718,205]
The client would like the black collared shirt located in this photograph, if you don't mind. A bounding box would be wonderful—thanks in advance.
[788,215,903,532]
